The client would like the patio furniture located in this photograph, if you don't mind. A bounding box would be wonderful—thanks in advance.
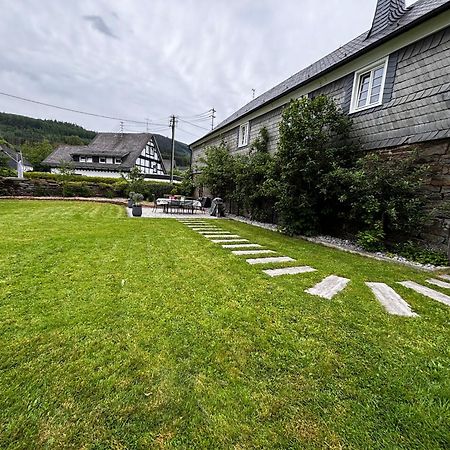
[156,198,201,214]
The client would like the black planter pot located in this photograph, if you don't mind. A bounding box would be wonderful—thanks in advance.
[127,198,133,208]
[132,205,142,217]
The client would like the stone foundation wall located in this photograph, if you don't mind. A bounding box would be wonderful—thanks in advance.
[380,138,450,251]
[0,177,117,198]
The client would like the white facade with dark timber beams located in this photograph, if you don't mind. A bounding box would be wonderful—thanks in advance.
[44,133,187,181]
[191,0,450,161]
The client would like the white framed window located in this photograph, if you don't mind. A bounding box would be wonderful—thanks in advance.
[99,157,106,164]
[86,157,92,163]
[350,57,389,113]
[238,122,250,148]
[79,156,86,162]
[115,157,122,164]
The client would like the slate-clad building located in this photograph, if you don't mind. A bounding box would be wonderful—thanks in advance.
[191,0,450,248]
[44,133,188,181]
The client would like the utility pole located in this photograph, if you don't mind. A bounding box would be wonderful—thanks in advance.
[211,108,216,130]
[146,118,149,133]
[120,121,124,136]
[170,115,177,184]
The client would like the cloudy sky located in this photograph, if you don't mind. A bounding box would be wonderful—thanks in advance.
[0,0,415,144]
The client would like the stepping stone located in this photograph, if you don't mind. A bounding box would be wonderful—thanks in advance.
[263,266,316,277]
[232,250,275,256]
[366,282,418,317]
[204,234,241,239]
[196,230,229,234]
[427,278,450,290]
[222,244,262,249]
[306,275,350,300]
[212,239,249,243]
[246,256,295,265]
[439,274,450,281]
[399,281,450,307]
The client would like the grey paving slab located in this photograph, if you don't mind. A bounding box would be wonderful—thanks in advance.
[246,256,295,265]
[263,266,316,277]
[306,275,350,300]
[232,250,275,256]
[204,234,241,239]
[439,274,450,281]
[366,282,418,317]
[212,239,249,243]
[197,230,229,234]
[222,244,262,248]
[427,278,450,289]
[399,281,450,307]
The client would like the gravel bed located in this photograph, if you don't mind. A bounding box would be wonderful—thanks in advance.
[227,214,449,272]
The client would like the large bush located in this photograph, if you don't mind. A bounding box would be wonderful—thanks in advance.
[275,96,356,235]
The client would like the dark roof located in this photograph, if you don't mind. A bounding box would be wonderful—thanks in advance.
[192,0,450,145]
[43,133,188,172]
[369,0,408,38]
[0,145,32,169]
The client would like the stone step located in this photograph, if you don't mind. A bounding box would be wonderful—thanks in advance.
[263,266,316,277]
[232,250,275,256]
[366,282,418,317]
[439,274,450,281]
[197,231,229,234]
[399,281,450,307]
[306,275,350,300]
[222,244,262,249]
[426,278,450,290]
[246,256,295,265]
[204,234,241,239]
[211,239,249,243]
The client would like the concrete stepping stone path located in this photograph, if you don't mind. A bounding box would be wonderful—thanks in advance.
[426,278,450,290]
[222,243,262,249]
[232,250,275,256]
[246,256,295,265]
[366,282,418,317]
[263,266,317,277]
[439,274,450,281]
[399,281,450,307]
[306,275,350,300]
[197,231,230,234]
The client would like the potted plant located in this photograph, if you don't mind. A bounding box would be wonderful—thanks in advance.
[127,191,135,208]
[131,192,144,217]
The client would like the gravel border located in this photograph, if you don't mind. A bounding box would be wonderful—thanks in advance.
[227,214,449,272]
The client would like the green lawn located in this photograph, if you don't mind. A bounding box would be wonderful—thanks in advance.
[0,200,449,449]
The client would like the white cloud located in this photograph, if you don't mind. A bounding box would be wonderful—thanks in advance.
[0,0,385,143]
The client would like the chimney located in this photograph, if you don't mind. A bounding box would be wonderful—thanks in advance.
[367,0,408,38]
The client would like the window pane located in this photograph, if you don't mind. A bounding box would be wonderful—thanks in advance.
[357,74,370,107]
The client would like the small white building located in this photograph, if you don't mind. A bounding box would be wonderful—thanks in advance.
[43,133,188,181]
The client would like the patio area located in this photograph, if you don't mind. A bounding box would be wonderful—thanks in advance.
[126,206,219,219]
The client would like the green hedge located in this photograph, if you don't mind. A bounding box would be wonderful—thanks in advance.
[25,172,120,184]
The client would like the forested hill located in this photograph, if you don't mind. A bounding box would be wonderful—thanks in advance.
[0,112,96,145]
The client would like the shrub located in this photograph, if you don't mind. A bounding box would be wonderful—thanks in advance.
[392,241,448,266]
[357,223,385,252]
[275,96,355,235]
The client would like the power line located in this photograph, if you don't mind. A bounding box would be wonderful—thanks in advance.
[178,118,210,131]
[0,90,168,127]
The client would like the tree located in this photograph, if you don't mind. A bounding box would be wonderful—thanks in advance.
[275,96,355,235]
[197,142,236,199]
[21,140,54,171]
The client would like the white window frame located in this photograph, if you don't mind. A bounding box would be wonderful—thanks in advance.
[99,157,106,164]
[350,56,389,114]
[238,122,250,148]
[79,156,86,163]
[115,157,122,164]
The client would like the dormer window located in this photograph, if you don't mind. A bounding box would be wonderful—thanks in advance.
[238,122,249,148]
[99,157,106,164]
[115,157,122,164]
[350,57,389,113]
[79,156,86,162]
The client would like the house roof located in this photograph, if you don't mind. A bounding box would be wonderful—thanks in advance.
[192,0,450,145]
[0,145,32,169]
[43,133,188,172]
